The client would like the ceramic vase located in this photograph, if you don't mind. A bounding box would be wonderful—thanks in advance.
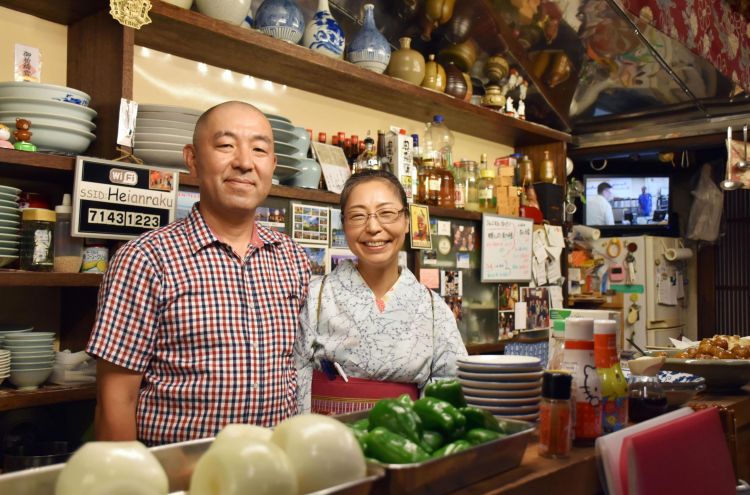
[386,37,425,85]
[303,0,345,59]
[195,0,251,25]
[254,0,305,44]
[421,54,446,92]
[444,61,467,100]
[346,4,391,74]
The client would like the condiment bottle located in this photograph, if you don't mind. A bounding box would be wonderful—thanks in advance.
[627,356,668,423]
[594,319,628,433]
[20,208,55,272]
[539,370,573,458]
[547,319,565,369]
[562,317,602,444]
[477,165,496,212]
[464,160,480,211]
[53,194,83,273]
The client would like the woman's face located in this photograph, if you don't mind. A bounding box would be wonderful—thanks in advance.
[343,179,408,270]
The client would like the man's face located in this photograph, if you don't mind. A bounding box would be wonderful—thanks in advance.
[184,103,276,220]
[603,188,613,201]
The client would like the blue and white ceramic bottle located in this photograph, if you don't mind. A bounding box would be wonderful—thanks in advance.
[254,0,304,44]
[302,0,345,59]
[346,4,391,73]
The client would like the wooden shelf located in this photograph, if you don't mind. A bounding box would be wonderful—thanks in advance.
[466,342,506,355]
[0,383,96,412]
[135,1,570,148]
[0,0,106,25]
[0,271,103,287]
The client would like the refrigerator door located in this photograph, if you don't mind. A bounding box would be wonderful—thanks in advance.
[645,237,687,329]
[646,326,684,346]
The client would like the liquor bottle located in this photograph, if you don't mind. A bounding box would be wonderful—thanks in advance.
[437,158,455,208]
[453,160,466,209]
[464,160,480,211]
[343,138,352,162]
[331,134,339,147]
[477,163,496,212]
[376,130,390,173]
[425,157,440,206]
[353,135,378,173]
[318,132,327,144]
[350,135,359,163]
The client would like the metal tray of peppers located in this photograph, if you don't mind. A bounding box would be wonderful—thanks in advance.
[337,379,535,495]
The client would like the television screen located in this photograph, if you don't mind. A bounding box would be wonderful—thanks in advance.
[583,175,670,227]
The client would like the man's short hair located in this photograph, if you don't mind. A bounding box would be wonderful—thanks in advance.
[597,182,612,194]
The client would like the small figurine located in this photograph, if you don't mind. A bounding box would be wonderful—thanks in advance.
[0,124,14,149]
[13,118,36,152]
[507,69,519,91]
[519,80,528,101]
[505,96,516,117]
[518,100,526,120]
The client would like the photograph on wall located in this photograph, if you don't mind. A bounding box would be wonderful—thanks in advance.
[292,203,330,245]
[329,208,347,248]
[256,206,287,233]
[409,204,432,250]
[329,248,357,272]
[301,244,328,278]
[498,283,521,311]
[176,187,200,221]
[446,295,463,322]
[440,270,463,297]
[498,310,516,340]
[520,287,550,330]
[452,224,478,252]
[423,249,438,265]
[149,170,175,192]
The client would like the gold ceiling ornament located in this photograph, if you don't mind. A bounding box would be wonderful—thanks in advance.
[109,0,153,29]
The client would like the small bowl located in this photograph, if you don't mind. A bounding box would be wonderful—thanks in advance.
[9,367,53,390]
[134,133,190,146]
[0,325,33,333]
[11,361,55,370]
[4,331,55,340]
[3,122,95,154]
[0,96,96,121]
[133,141,185,152]
[3,337,55,345]
[0,110,96,133]
[134,126,192,138]
[7,350,54,358]
[0,82,91,106]
[4,344,54,352]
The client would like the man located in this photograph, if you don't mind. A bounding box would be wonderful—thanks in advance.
[638,186,652,218]
[87,101,311,446]
[586,182,615,225]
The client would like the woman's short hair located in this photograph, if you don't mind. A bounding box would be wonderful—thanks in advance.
[339,169,408,215]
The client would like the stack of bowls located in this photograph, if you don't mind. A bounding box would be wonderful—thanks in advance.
[0,82,97,154]
[0,184,21,268]
[267,113,320,188]
[3,331,55,390]
[0,349,9,382]
[135,104,200,170]
[457,355,543,422]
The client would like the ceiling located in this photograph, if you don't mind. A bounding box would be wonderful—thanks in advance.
[302,0,750,150]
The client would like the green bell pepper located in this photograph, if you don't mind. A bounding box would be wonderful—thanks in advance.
[397,393,414,408]
[413,397,466,439]
[365,427,430,464]
[350,426,369,451]
[464,428,505,445]
[351,418,370,431]
[368,398,423,444]
[460,406,506,433]
[424,379,467,408]
[431,439,473,458]
[419,430,445,453]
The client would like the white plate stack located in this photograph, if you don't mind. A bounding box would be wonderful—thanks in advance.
[0,184,21,268]
[457,355,543,422]
[0,349,9,382]
[0,81,97,154]
[3,331,55,390]
[135,104,200,170]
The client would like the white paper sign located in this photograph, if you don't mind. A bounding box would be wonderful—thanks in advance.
[544,224,565,247]
[514,301,527,330]
[14,44,40,82]
[311,142,350,194]
[117,98,138,147]
[437,220,451,236]
[548,286,564,309]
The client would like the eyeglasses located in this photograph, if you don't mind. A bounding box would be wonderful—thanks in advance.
[344,208,406,227]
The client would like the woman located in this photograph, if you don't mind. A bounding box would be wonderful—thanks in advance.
[295,170,468,414]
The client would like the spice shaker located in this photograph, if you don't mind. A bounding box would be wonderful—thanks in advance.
[539,370,573,458]
[20,208,55,271]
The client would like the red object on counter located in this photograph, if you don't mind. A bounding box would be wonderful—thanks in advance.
[311,370,418,415]
[520,205,544,224]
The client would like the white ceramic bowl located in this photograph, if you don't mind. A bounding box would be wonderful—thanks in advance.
[4,331,55,340]
[4,344,54,352]
[0,199,19,208]
[7,350,54,358]
[134,133,190,146]
[0,110,96,133]
[11,361,55,370]
[136,118,195,131]
[135,149,186,169]
[274,141,306,158]
[2,122,95,154]
[0,240,19,248]
[138,111,197,125]
[0,325,32,333]
[268,118,295,132]
[134,141,185,152]
[134,126,193,138]
[195,0,251,25]
[162,0,193,8]
[0,217,20,227]
[9,366,53,390]
[0,247,19,255]
[0,82,91,106]
[0,96,96,121]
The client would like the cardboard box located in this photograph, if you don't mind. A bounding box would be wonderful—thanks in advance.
[385,127,416,202]
[496,175,514,187]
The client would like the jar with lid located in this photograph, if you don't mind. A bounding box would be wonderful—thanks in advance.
[453,161,466,209]
[53,194,84,273]
[20,208,56,272]
[539,370,573,458]
[464,160,480,211]
[477,166,496,212]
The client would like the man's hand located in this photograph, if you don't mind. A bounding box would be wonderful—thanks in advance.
[94,359,143,441]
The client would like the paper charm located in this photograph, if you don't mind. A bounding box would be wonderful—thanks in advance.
[110,0,152,29]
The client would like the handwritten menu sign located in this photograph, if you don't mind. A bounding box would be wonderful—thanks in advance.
[481,214,533,282]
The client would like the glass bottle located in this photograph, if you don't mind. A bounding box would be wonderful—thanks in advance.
[562,317,602,445]
[477,166,496,212]
[53,194,83,273]
[350,135,359,163]
[20,208,56,272]
[453,161,466,209]
[317,132,327,144]
[594,319,628,433]
[464,160,480,211]
[438,159,454,208]
[353,136,378,173]
[539,371,573,459]
[376,129,390,173]
[425,158,440,206]
[627,359,668,423]
[423,115,454,174]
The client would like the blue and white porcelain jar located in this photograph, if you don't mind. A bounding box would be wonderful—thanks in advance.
[254,0,304,44]
[302,0,345,59]
[346,4,391,73]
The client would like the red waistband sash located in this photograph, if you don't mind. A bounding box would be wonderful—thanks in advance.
[311,370,419,416]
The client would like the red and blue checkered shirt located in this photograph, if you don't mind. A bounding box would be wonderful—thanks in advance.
[87,205,310,446]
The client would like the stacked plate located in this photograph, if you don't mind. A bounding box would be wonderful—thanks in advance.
[267,114,319,188]
[3,331,55,390]
[0,184,21,268]
[0,349,8,382]
[0,82,97,154]
[135,104,200,170]
[457,355,543,422]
